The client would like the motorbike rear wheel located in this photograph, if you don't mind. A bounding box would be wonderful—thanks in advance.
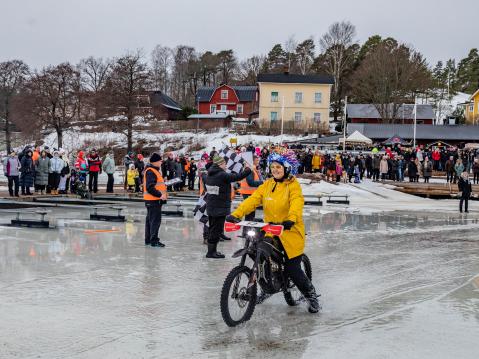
[220,265,257,327]
[283,254,312,306]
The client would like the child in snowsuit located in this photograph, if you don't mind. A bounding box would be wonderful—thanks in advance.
[127,164,139,192]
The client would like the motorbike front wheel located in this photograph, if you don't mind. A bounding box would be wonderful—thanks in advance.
[283,254,312,306]
[220,265,257,327]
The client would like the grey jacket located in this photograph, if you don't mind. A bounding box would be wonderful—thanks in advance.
[102,156,116,174]
[3,156,21,177]
[35,157,50,185]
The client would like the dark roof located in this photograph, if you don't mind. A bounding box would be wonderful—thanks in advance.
[347,104,434,120]
[149,91,182,111]
[257,73,334,85]
[196,85,257,102]
[347,124,479,141]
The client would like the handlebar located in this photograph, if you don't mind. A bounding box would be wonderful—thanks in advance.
[224,221,284,236]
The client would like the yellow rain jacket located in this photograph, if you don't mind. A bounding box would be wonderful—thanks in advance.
[231,176,305,259]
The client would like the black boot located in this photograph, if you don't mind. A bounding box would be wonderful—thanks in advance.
[206,243,225,259]
[303,283,321,313]
[220,233,231,241]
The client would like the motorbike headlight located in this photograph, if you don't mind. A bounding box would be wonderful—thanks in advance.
[247,230,256,237]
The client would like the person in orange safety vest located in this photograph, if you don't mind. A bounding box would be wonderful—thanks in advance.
[144,152,167,248]
[238,155,263,222]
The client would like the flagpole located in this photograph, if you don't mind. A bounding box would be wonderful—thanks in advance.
[343,96,348,152]
[280,96,285,145]
[413,97,417,149]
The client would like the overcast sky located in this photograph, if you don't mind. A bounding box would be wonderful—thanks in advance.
[1,0,478,69]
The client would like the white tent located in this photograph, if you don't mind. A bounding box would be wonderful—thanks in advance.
[339,130,372,145]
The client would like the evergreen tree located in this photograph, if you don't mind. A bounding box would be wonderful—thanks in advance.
[457,48,479,93]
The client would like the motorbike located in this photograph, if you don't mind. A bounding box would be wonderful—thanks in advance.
[220,220,312,327]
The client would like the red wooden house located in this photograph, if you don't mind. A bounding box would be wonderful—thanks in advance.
[196,85,258,119]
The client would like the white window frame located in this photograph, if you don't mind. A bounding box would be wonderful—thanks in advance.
[221,90,228,100]
[294,112,302,122]
[271,91,279,102]
[237,104,244,114]
[470,104,474,112]
[220,104,227,112]
[295,92,303,103]
[210,104,216,113]
[313,112,321,123]
[314,92,322,103]
[270,111,278,121]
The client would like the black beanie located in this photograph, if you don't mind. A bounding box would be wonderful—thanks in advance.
[149,152,162,163]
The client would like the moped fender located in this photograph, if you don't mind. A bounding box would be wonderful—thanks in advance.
[257,241,275,257]
[232,248,249,258]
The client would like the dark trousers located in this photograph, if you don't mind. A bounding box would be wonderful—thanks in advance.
[145,203,162,244]
[373,169,380,181]
[275,240,311,294]
[7,176,19,196]
[51,173,61,190]
[208,215,226,245]
[106,173,114,192]
[188,175,195,190]
[460,197,469,212]
[474,173,479,185]
[89,171,99,193]
[446,172,452,182]
[46,173,53,193]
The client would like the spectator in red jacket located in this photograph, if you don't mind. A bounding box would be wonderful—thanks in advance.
[87,148,102,193]
[432,149,441,171]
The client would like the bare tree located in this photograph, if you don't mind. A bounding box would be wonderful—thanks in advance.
[104,51,150,151]
[24,63,80,148]
[171,45,197,105]
[78,56,111,120]
[284,35,298,72]
[239,55,265,85]
[318,21,357,120]
[352,43,432,122]
[151,45,172,92]
[0,60,29,152]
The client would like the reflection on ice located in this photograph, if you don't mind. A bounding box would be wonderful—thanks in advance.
[0,207,478,358]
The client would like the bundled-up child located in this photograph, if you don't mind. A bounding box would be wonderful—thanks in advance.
[354,164,361,183]
[70,169,78,194]
[127,164,139,192]
[335,160,343,183]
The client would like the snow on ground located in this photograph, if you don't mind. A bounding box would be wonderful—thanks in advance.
[39,127,309,158]
[301,178,458,214]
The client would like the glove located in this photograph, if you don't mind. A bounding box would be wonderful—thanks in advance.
[281,220,295,230]
[226,215,241,223]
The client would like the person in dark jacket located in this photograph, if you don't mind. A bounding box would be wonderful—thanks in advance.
[20,149,34,195]
[144,152,167,247]
[204,155,251,258]
[87,149,102,193]
[458,171,472,213]
[188,158,197,190]
[407,159,418,182]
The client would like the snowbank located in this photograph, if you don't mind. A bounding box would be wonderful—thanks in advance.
[301,178,458,214]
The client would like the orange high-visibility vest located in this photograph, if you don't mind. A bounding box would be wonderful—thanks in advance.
[143,167,167,201]
[238,169,260,195]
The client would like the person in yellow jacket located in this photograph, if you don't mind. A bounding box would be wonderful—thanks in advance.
[311,150,322,173]
[227,150,320,313]
[127,164,139,192]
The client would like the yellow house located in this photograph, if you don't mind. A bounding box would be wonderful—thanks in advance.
[257,73,334,133]
[465,89,479,125]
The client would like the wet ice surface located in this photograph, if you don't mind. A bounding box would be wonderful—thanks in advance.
[1,204,479,359]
